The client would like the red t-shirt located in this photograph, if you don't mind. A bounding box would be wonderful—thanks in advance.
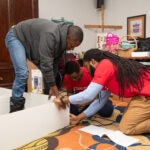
[64,67,92,93]
[92,59,150,98]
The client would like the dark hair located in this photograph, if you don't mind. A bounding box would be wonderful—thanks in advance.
[67,26,83,43]
[89,65,95,77]
[83,48,150,97]
[65,61,80,74]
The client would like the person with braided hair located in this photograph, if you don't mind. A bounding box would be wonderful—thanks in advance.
[54,48,150,135]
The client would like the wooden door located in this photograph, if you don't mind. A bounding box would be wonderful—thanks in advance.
[0,0,38,88]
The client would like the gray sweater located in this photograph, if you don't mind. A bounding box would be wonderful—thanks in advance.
[14,18,70,86]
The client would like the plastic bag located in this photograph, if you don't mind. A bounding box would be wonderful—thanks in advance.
[103,32,119,54]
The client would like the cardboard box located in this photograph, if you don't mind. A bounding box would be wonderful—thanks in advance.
[27,60,43,93]
[0,88,69,150]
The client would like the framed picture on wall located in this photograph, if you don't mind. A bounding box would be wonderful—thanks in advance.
[127,14,146,40]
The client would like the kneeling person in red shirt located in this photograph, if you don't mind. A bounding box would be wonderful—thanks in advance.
[63,60,113,125]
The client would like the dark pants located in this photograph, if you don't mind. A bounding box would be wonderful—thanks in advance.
[43,72,63,94]
[70,100,113,117]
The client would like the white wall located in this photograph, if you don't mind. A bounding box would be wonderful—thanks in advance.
[104,0,150,38]
[39,0,150,53]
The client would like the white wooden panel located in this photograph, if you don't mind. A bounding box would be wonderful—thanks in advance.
[0,88,69,150]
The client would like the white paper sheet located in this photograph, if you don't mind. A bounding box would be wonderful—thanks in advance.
[79,125,139,147]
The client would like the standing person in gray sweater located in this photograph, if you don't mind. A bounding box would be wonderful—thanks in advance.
[5,18,83,113]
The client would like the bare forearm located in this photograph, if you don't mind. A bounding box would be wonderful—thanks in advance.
[49,85,59,97]
[77,112,87,122]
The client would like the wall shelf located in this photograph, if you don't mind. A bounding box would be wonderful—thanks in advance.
[84,25,122,29]
[125,56,150,60]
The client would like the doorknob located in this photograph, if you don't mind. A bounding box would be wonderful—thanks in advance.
[0,77,3,80]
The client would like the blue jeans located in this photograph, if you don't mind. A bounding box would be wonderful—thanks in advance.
[5,28,28,99]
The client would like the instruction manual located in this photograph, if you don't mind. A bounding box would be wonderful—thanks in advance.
[79,125,139,147]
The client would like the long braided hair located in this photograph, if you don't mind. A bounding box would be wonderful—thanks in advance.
[83,48,150,97]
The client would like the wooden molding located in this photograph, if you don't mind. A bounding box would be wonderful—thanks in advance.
[84,24,123,29]
[85,4,123,32]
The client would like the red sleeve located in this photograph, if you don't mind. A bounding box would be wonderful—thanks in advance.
[64,74,73,90]
[92,59,114,86]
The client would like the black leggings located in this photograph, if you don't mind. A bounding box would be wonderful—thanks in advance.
[70,100,113,118]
